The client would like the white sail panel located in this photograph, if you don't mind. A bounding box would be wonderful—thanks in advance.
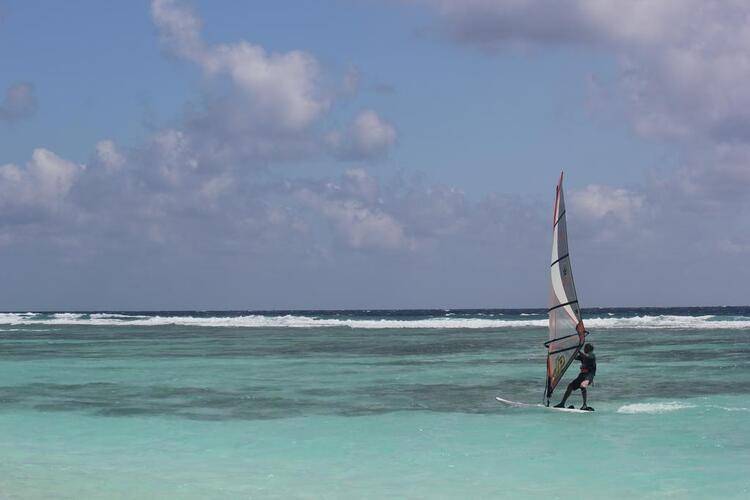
[546,172,586,404]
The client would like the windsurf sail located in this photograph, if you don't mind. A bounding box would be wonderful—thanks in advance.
[545,172,586,406]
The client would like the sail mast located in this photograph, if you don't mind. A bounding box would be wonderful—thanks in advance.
[544,172,586,406]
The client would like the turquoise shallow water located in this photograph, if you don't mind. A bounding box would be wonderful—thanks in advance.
[0,309,748,498]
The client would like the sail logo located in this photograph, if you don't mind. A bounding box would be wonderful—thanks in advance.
[552,355,566,380]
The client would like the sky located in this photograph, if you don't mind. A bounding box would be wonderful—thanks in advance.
[1,0,750,310]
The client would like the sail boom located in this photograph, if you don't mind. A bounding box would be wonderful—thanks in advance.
[544,331,582,347]
[548,299,578,312]
[547,344,582,356]
[550,253,570,267]
[553,210,566,227]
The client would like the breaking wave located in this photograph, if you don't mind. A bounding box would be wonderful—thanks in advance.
[1,312,750,329]
[0,313,525,329]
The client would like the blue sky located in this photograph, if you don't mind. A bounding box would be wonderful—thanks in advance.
[1,0,749,309]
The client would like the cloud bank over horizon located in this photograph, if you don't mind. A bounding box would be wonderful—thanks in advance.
[1,0,750,309]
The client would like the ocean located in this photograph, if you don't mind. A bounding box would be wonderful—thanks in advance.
[0,308,748,498]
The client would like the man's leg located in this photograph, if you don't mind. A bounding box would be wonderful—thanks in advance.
[554,381,575,407]
[580,380,589,409]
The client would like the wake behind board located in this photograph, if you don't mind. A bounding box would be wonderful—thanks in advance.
[496,397,593,413]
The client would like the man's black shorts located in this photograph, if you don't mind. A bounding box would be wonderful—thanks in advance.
[569,371,595,390]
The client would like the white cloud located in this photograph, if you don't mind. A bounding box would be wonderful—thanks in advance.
[149,0,381,174]
[0,148,83,214]
[151,0,327,130]
[341,167,380,204]
[571,184,644,224]
[94,140,125,172]
[198,174,234,202]
[420,1,750,142]
[296,169,415,251]
[150,0,204,59]
[149,128,198,187]
[327,110,397,160]
[311,196,414,251]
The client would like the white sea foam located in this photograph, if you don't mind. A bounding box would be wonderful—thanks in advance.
[0,328,51,332]
[709,405,750,412]
[90,313,151,319]
[589,315,698,328]
[617,402,695,414]
[0,312,749,330]
[0,313,540,329]
[584,314,750,330]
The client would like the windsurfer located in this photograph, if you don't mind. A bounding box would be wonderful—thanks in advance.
[554,342,595,410]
